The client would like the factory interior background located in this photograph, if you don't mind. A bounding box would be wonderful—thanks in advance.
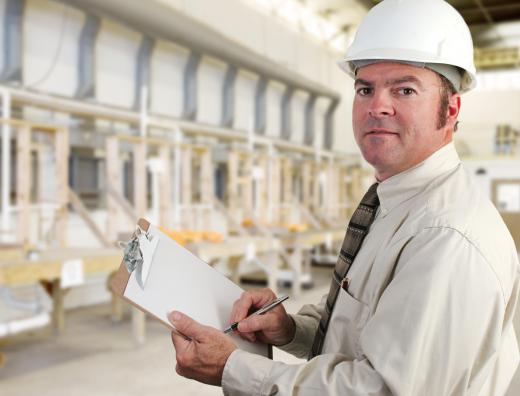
[0,0,519,394]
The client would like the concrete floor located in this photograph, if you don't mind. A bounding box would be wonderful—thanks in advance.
[1,266,519,396]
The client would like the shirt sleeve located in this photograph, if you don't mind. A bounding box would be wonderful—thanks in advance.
[221,227,508,396]
[276,294,326,358]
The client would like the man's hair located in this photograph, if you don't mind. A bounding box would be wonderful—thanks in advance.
[437,73,458,132]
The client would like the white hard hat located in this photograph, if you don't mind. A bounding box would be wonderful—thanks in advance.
[339,0,477,93]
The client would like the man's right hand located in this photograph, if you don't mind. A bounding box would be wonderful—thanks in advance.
[228,288,295,346]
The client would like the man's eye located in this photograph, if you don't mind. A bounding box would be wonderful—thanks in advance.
[356,87,372,96]
[399,87,416,95]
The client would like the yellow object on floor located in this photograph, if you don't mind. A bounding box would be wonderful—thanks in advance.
[158,227,224,245]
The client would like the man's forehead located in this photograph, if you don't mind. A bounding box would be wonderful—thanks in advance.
[354,62,438,85]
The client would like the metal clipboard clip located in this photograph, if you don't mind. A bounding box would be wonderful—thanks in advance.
[118,224,159,290]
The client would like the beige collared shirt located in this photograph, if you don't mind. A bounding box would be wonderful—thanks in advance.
[222,143,520,396]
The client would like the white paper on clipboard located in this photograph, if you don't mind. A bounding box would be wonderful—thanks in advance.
[120,222,270,358]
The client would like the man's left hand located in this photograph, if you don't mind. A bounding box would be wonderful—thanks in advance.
[168,311,237,386]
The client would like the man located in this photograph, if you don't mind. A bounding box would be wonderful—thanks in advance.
[169,0,520,394]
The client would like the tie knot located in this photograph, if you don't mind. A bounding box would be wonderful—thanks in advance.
[361,182,379,208]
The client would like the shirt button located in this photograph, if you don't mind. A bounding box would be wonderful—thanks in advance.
[381,208,388,216]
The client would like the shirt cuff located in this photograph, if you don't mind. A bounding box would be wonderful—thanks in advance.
[276,314,318,358]
[222,349,275,396]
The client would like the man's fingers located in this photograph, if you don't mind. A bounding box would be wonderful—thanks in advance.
[229,292,254,324]
[171,330,190,353]
[229,289,275,324]
[237,312,277,334]
[168,311,204,340]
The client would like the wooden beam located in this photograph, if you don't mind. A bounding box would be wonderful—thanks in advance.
[181,146,192,228]
[270,156,281,225]
[105,136,120,242]
[200,148,213,229]
[133,142,147,217]
[16,125,31,246]
[256,155,268,220]
[243,154,253,215]
[227,150,239,221]
[302,161,311,208]
[106,186,138,221]
[68,187,111,247]
[54,127,69,247]
[159,145,171,227]
[282,158,293,224]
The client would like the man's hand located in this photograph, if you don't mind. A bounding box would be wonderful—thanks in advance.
[168,311,237,386]
[229,288,295,346]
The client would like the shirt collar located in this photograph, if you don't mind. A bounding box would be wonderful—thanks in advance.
[376,142,461,215]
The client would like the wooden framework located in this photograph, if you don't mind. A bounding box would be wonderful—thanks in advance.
[0,97,364,346]
[0,119,69,249]
[105,134,216,243]
[226,147,362,231]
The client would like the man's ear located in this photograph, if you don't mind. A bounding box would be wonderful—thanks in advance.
[447,93,461,130]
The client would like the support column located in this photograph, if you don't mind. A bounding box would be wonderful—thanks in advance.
[227,150,239,221]
[280,86,294,141]
[221,65,237,128]
[282,159,293,224]
[158,145,171,227]
[270,156,281,225]
[134,36,155,110]
[1,91,12,235]
[105,136,120,242]
[182,52,201,121]
[313,164,322,213]
[243,153,253,216]
[255,77,268,135]
[132,141,147,345]
[200,149,213,229]
[76,14,100,99]
[172,129,183,229]
[133,142,147,217]
[323,98,339,150]
[0,0,23,82]
[16,126,31,246]
[55,127,69,247]
[181,147,192,228]
[256,155,268,220]
[302,161,312,208]
[304,94,317,146]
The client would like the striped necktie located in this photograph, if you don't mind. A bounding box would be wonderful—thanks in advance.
[309,182,380,359]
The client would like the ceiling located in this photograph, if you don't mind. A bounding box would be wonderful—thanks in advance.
[447,0,520,26]
[303,0,520,46]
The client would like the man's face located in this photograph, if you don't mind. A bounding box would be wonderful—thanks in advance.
[352,62,458,181]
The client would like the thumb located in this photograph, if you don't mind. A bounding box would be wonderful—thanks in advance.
[168,311,203,340]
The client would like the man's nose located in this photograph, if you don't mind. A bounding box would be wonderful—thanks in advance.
[368,92,395,117]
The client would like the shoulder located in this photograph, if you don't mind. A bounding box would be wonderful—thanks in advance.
[406,165,519,303]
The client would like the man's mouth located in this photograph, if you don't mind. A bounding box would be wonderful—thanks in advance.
[366,129,398,136]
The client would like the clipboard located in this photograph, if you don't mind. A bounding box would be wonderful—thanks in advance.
[110,218,272,358]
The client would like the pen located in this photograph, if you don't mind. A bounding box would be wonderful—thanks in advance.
[223,295,289,334]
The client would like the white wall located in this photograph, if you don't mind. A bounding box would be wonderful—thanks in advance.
[150,40,187,118]
[329,61,356,153]
[291,90,307,145]
[458,70,520,157]
[197,57,225,125]
[14,0,360,152]
[265,80,284,138]
[314,97,330,150]
[234,70,257,132]
[6,0,361,159]
[159,0,354,92]
[23,0,83,96]
[96,19,140,108]
[464,160,520,201]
